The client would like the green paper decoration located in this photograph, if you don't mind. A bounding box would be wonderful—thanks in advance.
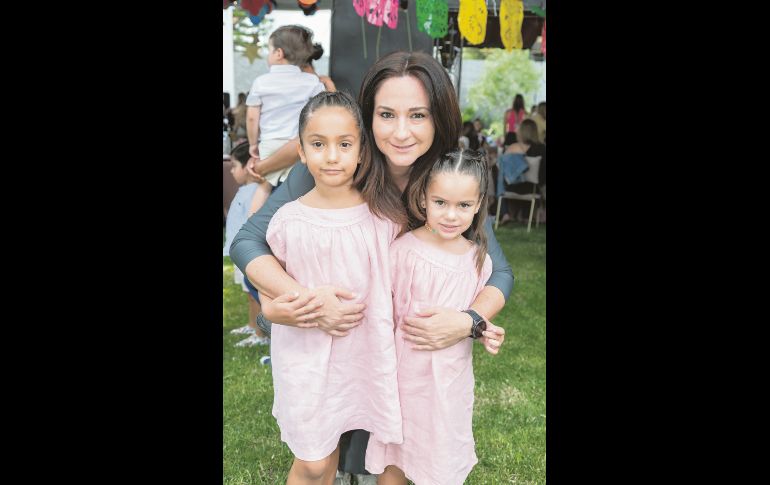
[416,0,448,39]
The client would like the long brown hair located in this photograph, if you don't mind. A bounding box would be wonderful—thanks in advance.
[354,51,462,230]
[411,149,490,274]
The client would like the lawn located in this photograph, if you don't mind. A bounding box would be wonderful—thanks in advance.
[223,223,546,484]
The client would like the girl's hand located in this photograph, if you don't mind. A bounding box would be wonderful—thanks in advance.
[479,321,505,355]
[260,292,321,328]
[309,286,366,337]
[402,307,473,350]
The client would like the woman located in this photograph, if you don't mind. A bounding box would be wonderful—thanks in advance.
[459,121,480,150]
[301,43,337,92]
[230,51,513,480]
[499,119,546,224]
[228,92,248,145]
[503,94,527,141]
[473,118,489,150]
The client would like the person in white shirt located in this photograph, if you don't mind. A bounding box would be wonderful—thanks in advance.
[246,25,325,215]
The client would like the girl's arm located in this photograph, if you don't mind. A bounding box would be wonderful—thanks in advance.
[400,217,513,352]
[230,163,366,332]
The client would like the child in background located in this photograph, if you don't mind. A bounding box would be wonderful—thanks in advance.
[246,25,325,216]
[264,91,403,484]
[366,149,500,485]
[223,141,270,347]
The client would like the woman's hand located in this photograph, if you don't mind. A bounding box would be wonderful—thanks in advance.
[260,292,322,328]
[247,157,266,183]
[479,321,505,355]
[309,286,366,337]
[402,307,473,350]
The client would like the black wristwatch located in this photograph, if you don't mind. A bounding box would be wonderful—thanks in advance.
[463,309,487,339]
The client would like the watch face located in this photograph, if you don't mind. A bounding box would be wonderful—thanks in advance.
[473,319,487,338]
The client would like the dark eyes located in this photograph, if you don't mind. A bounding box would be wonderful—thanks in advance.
[433,200,473,208]
[310,141,354,148]
[379,112,428,119]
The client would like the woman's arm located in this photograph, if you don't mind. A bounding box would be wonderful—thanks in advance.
[230,163,366,331]
[249,138,301,179]
[319,75,336,92]
[230,163,314,280]
[401,217,514,351]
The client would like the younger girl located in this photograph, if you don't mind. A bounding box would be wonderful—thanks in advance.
[264,91,403,484]
[366,149,495,485]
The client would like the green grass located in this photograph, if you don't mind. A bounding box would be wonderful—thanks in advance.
[223,224,546,484]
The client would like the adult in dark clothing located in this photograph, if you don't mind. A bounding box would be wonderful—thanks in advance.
[499,119,545,224]
[461,121,480,150]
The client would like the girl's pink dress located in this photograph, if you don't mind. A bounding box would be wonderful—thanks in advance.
[266,200,403,461]
[365,232,493,485]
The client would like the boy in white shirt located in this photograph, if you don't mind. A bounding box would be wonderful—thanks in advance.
[246,25,325,214]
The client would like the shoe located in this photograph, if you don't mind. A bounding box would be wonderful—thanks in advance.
[259,355,271,366]
[334,471,351,485]
[354,474,377,485]
[234,334,270,347]
[229,324,256,335]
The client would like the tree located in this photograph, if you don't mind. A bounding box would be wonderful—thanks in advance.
[467,49,542,133]
[461,47,499,61]
[232,8,274,59]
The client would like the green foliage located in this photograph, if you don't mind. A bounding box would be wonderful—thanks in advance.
[232,8,274,55]
[467,50,542,129]
[462,106,476,123]
[487,121,504,140]
[462,47,501,60]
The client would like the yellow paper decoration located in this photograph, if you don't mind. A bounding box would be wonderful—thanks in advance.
[458,0,487,45]
[500,0,524,51]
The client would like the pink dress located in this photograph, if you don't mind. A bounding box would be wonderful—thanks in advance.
[366,232,493,485]
[265,200,403,461]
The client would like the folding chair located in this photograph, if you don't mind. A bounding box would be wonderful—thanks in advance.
[494,155,542,233]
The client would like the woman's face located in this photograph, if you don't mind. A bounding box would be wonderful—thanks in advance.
[372,75,435,171]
